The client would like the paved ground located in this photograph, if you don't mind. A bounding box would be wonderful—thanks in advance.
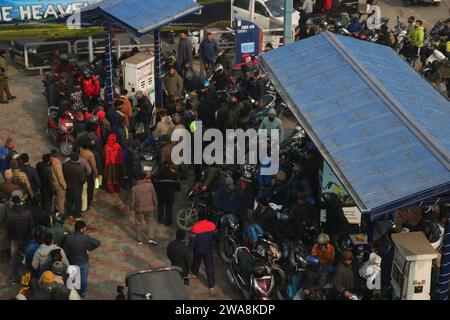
[0,70,242,300]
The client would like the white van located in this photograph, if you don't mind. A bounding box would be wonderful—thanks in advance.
[231,0,300,30]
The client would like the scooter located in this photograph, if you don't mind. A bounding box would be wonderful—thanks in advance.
[47,107,76,157]
[227,246,275,300]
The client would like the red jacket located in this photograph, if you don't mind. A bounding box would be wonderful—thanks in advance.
[82,76,100,97]
[322,0,333,10]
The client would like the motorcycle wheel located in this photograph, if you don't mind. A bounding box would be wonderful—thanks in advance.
[219,237,237,263]
[176,207,199,231]
[59,140,74,157]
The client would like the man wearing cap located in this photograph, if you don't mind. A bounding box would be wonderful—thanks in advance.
[259,108,285,142]
[3,194,33,284]
[62,153,87,221]
[48,213,72,247]
[189,210,218,292]
[214,177,244,215]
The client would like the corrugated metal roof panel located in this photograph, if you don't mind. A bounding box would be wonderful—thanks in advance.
[81,0,202,35]
[260,32,450,218]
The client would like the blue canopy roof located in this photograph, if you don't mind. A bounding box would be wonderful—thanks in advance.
[259,32,450,219]
[80,0,202,35]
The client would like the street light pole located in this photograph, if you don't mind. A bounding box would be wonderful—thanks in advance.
[250,0,255,22]
[284,0,293,45]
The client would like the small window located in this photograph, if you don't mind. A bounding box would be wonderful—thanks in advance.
[234,0,250,10]
[255,2,270,17]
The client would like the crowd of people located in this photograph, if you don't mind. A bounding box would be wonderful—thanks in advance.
[0,11,447,299]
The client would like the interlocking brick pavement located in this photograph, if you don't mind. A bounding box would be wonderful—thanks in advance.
[0,73,241,300]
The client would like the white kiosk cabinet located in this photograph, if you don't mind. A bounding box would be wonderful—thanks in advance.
[122,53,155,105]
[391,232,437,300]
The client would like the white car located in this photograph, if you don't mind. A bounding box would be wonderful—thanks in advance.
[231,0,300,30]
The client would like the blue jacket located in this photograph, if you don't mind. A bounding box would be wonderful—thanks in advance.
[265,182,289,207]
[200,39,219,64]
[189,220,217,254]
[0,145,10,173]
[214,186,243,213]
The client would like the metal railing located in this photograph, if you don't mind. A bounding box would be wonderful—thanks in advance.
[24,41,72,75]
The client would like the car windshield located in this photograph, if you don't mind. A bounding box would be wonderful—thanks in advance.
[265,0,284,17]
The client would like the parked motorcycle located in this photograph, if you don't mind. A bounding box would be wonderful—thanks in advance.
[47,107,76,157]
[226,246,276,300]
[175,182,211,231]
[218,213,242,263]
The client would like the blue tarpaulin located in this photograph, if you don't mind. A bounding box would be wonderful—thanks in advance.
[80,0,202,35]
[259,32,450,219]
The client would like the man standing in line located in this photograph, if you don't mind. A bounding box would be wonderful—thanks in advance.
[0,50,15,104]
[130,172,158,245]
[64,220,101,298]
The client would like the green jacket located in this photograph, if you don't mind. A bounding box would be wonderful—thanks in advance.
[409,26,425,48]
[259,117,285,142]
[48,224,72,247]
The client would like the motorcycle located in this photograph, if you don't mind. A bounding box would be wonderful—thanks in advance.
[47,107,76,157]
[226,246,276,300]
[175,182,217,231]
[393,16,408,53]
[218,213,242,263]
[138,144,159,179]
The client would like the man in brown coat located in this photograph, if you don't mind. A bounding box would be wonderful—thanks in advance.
[130,172,158,245]
[51,150,67,215]
[80,146,98,209]
[0,169,21,198]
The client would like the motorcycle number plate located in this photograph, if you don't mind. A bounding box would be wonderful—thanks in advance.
[143,166,152,172]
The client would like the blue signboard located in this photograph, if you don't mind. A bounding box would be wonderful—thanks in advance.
[0,1,100,23]
[235,19,262,65]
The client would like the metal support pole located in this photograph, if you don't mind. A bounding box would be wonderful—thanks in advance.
[250,0,255,22]
[154,28,163,109]
[284,0,293,45]
[103,25,114,111]
[88,36,94,62]
[439,217,450,300]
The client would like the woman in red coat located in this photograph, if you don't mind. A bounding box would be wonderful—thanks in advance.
[104,133,124,194]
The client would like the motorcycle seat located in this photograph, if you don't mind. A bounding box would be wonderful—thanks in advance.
[236,249,255,282]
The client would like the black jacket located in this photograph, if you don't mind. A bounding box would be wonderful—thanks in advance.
[21,164,41,193]
[153,169,180,198]
[36,161,53,194]
[167,239,192,277]
[4,204,34,242]
[62,160,87,194]
[63,231,101,265]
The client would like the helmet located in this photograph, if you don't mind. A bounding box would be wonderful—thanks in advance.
[83,69,91,77]
[135,90,144,99]
[63,110,74,120]
[306,255,320,267]
[222,214,239,231]
[255,243,267,258]
[87,115,99,123]
[215,64,224,72]
[53,212,65,224]
[279,209,291,222]
[317,233,330,246]
[60,54,68,62]
[74,112,84,122]
[274,170,286,183]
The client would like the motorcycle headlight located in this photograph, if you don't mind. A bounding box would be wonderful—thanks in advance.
[244,172,252,179]
[28,47,38,54]
[142,154,153,161]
